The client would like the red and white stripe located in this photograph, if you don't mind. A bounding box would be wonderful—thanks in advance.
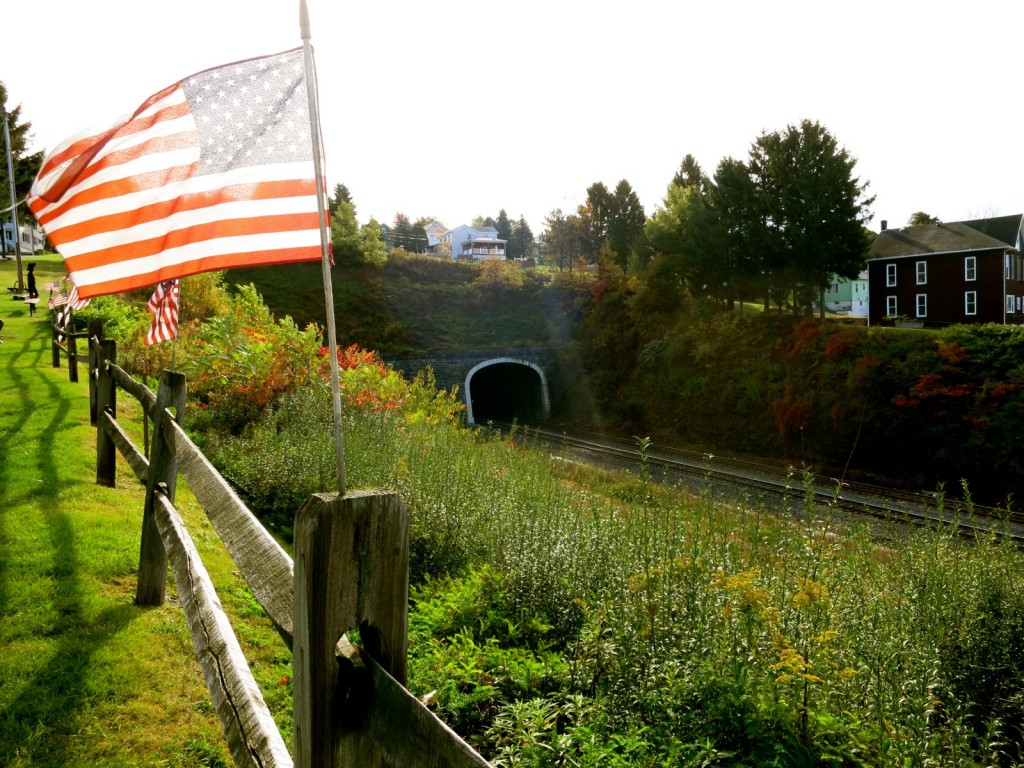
[144,280,180,346]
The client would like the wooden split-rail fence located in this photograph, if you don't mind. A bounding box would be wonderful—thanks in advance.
[86,331,492,768]
[50,313,96,384]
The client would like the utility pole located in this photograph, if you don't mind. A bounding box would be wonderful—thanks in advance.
[3,109,24,291]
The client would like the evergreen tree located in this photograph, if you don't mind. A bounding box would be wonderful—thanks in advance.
[391,213,427,253]
[508,216,535,260]
[745,120,874,313]
[495,209,512,244]
[607,179,647,271]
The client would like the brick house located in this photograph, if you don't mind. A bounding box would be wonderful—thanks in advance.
[866,214,1024,327]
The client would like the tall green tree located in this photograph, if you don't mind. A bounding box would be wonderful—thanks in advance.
[542,208,585,271]
[1,82,45,259]
[647,155,755,308]
[390,213,428,253]
[330,185,386,266]
[508,216,534,260]
[580,182,612,262]
[607,179,648,271]
[672,153,709,192]
[745,120,874,314]
[328,183,352,217]
[494,209,512,245]
[646,157,706,296]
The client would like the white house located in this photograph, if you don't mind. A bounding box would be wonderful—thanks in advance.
[2,219,45,258]
[440,224,506,261]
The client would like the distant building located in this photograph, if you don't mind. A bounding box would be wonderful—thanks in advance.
[866,214,1024,327]
[1,220,45,258]
[435,224,507,261]
[823,270,869,317]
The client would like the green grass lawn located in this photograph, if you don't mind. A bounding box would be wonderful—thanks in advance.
[0,255,292,767]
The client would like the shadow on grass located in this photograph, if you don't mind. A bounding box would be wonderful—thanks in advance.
[0,602,140,766]
[0,316,140,765]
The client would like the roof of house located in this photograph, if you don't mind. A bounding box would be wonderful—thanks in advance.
[960,214,1024,248]
[868,214,1024,260]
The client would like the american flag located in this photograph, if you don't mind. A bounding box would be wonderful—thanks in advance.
[27,48,324,300]
[145,280,180,346]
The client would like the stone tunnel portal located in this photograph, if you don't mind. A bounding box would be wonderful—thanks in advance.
[464,358,551,426]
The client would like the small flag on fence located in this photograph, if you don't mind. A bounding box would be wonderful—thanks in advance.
[26,48,324,300]
[48,291,68,310]
[67,283,91,311]
[144,280,180,346]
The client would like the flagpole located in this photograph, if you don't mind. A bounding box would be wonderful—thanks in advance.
[3,110,24,291]
[300,0,346,497]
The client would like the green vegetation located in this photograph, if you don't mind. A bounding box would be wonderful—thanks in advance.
[7,258,1024,766]
[26,269,1023,765]
[231,252,590,355]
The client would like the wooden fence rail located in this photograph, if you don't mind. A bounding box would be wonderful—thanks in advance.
[88,335,491,768]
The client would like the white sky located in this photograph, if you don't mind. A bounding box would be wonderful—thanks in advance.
[4,0,1022,236]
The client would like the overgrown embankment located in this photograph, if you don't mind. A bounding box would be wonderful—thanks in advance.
[238,253,1024,502]
[232,254,591,355]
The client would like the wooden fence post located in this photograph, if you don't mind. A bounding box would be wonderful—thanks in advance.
[293,490,408,768]
[88,319,103,426]
[95,339,117,488]
[51,323,60,368]
[137,370,187,606]
[68,328,79,383]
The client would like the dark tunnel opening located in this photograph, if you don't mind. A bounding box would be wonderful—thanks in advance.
[468,362,545,424]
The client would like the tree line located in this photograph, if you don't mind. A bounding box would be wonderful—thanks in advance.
[545,119,875,316]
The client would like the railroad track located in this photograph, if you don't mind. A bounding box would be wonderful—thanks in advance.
[490,423,1024,543]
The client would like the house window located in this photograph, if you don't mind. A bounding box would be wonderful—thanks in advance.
[886,263,897,287]
[965,291,977,316]
[965,256,977,281]
[1008,295,1016,314]
[916,261,927,285]
[1007,254,1012,280]
[916,294,927,318]
[886,296,898,316]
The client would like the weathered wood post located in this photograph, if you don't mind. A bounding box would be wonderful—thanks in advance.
[136,370,187,606]
[95,339,117,487]
[293,490,409,768]
[67,326,79,383]
[51,322,60,368]
[87,319,103,426]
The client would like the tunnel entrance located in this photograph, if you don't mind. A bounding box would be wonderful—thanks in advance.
[465,359,551,425]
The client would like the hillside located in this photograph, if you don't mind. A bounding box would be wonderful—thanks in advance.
[229,255,590,356]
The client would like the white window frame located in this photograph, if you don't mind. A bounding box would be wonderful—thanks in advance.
[1008,295,1016,314]
[886,296,898,316]
[965,256,977,281]
[965,291,977,316]
[886,263,897,287]
[916,261,927,285]
[916,294,927,318]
